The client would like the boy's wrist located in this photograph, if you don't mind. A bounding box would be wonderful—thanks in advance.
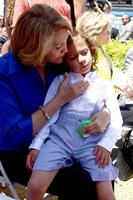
[102,107,111,125]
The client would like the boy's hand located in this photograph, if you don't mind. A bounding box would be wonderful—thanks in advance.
[82,111,110,134]
[26,149,39,171]
[94,145,110,168]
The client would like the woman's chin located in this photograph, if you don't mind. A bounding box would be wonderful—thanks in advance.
[55,58,64,64]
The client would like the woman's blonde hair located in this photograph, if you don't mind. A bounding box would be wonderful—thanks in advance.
[76,9,111,46]
[11,4,72,66]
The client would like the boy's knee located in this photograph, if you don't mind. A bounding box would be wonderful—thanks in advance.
[27,178,44,196]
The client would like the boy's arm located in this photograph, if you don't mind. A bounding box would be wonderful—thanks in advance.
[29,75,63,150]
[97,81,123,152]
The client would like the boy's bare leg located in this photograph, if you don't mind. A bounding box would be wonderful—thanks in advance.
[26,169,59,200]
[96,181,115,200]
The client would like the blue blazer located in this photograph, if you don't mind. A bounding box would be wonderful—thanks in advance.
[0,52,55,151]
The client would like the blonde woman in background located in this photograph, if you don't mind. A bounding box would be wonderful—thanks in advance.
[77,3,126,95]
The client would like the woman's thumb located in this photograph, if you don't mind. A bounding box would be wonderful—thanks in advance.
[61,72,69,86]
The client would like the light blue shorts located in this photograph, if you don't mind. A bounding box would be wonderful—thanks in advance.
[33,113,118,181]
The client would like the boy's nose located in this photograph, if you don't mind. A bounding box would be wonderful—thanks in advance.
[78,54,85,63]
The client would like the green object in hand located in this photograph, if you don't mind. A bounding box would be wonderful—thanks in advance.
[77,119,92,138]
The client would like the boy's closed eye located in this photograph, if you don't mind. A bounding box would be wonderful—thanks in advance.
[68,49,88,61]
[81,49,88,56]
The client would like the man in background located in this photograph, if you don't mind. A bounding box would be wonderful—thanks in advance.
[119,15,133,41]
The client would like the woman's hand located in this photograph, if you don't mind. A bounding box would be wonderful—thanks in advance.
[94,145,111,167]
[26,149,39,171]
[32,74,89,135]
[56,73,89,105]
[82,110,110,134]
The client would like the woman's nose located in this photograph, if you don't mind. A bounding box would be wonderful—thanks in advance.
[61,43,68,54]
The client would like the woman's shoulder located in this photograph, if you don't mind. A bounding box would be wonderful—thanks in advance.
[0,52,23,76]
[0,53,11,75]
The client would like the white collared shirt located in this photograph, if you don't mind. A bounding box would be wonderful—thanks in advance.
[30,71,122,152]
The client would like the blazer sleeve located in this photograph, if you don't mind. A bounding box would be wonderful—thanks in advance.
[0,74,32,150]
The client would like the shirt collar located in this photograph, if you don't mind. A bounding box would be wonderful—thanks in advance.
[69,71,97,80]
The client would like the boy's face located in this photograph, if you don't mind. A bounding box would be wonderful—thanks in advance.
[65,36,92,75]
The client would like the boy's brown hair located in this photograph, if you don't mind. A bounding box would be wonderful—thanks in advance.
[67,31,98,69]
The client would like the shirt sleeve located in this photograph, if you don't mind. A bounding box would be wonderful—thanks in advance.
[0,74,32,150]
[29,75,63,150]
[97,81,123,152]
[12,0,29,27]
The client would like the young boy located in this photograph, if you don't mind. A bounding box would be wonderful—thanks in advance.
[27,32,122,200]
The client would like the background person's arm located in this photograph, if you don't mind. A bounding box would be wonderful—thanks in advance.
[73,0,86,20]
[12,0,29,27]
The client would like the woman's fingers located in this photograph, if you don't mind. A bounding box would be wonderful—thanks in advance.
[58,74,89,103]
[71,80,89,96]
[60,72,69,87]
